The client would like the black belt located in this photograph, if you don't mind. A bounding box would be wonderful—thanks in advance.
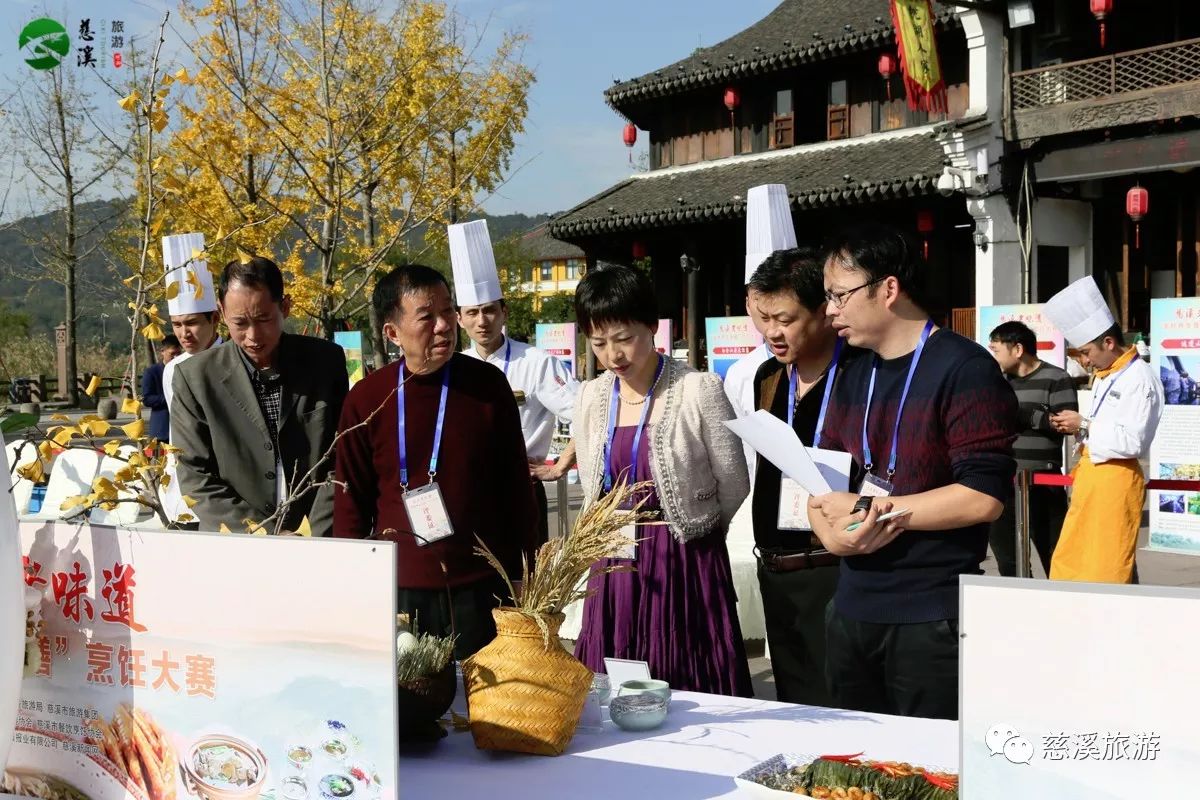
[756,547,840,572]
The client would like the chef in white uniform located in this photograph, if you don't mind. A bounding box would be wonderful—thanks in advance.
[450,219,580,544]
[159,233,223,524]
[722,183,798,479]
[1044,276,1164,583]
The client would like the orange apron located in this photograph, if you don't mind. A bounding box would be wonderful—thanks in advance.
[1049,448,1143,583]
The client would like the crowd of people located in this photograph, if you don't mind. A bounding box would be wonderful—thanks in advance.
[142,181,1163,722]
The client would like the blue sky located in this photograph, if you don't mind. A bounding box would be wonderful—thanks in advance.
[0,0,778,218]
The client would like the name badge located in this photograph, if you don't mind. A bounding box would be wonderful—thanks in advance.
[613,511,638,560]
[402,483,454,546]
[777,478,813,531]
[859,473,894,498]
[1109,390,1122,401]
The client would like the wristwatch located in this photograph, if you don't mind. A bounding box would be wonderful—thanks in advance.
[852,495,874,516]
[1079,417,1090,439]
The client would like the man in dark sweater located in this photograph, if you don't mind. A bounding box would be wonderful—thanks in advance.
[986,321,1078,576]
[142,335,181,442]
[749,247,860,707]
[808,223,1018,720]
[334,264,538,658]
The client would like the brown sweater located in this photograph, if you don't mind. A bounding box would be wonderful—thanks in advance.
[333,353,538,589]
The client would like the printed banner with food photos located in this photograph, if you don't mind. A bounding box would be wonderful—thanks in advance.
[7,522,397,800]
[1149,297,1200,554]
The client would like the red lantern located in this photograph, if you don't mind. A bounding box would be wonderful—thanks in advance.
[1126,184,1149,248]
[878,53,897,101]
[632,241,648,260]
[916,210,935,260]
[622,123,636,164]
[1091,0,1113,48]
[723,87,740,112]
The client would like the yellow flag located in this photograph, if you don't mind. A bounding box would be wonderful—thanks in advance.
[891,0,947,112]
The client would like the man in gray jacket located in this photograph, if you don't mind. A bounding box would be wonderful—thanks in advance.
[172,257,348,535]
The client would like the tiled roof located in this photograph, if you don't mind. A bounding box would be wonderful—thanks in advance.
[606,0,958,111]
[521,223,586,261]
[548,127,946,239]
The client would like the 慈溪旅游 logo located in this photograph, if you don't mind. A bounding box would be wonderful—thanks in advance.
[19,18,71,71]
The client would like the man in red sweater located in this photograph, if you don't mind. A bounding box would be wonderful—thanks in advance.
[334,264,538,657]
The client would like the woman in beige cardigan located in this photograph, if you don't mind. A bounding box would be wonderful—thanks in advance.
[572,265,752,696]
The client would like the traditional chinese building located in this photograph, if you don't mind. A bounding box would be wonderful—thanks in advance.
[1003,0,1200,333]
[517,223,586,311]
[549,1,995,363]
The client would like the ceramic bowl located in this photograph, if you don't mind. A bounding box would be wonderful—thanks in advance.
[616,678,671,704]
[608,693,669,732]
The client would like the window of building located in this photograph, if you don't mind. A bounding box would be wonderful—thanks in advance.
[827,79,849,140]
[565,258,583,279]
[522,264,534,282]
[540,261,554,281]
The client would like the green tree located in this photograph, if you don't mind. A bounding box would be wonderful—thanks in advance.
[538,292,575,325]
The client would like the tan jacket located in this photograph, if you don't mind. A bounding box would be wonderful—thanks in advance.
[575,358,750,543]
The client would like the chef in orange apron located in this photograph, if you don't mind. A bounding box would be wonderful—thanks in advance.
[1044,277,1164,583]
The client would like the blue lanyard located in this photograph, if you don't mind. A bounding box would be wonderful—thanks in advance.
[603,355,665,492]
[862,320,934,479]
[501,338,511,377]
[397,360,451,490]
[788,338,844,448]
[1089,356,1137,418]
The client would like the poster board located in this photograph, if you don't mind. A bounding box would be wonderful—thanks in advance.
[976,304,1066,368]
[653,319,672,356]
[1148,297,1200,554]
[7,522,398,800]
[704,317,763,379]
[333,331,366,385]
[960,577,1199,797]
[535,322,576,378]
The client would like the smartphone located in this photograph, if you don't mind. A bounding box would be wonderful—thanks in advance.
[845,508,912,532]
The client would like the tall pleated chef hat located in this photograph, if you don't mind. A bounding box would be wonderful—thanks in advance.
[744,183,797,285]
[163,233,217,316]
[1044,276,1117,347]
[448,219,503,307]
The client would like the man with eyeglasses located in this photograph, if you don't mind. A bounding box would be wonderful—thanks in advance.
[805,222,1019,720]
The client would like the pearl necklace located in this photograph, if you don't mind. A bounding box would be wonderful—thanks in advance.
[618,361,667,406]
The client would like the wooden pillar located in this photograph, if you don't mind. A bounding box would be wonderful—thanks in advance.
[680,250,701,369]
[584,253,597,379]
[1178,193,1185,298]
[1121,218,1130,330]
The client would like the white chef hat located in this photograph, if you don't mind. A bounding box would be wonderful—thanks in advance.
[163,233,217,316]
[744,183,797,284]
[448,220,502,307]
[1044,276,1116,346]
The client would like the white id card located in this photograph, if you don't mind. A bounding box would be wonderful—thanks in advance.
[777,478,813,530]
[402,483,454,546]
[859,473,894,497]
[613,511,638,560]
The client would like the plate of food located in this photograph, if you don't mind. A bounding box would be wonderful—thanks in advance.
[735,752,958,799]
[3,726,152,800]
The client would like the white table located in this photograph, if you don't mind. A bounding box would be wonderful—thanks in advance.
[400,691,956,798]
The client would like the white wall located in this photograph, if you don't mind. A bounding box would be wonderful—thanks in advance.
[1032,197,1094,292]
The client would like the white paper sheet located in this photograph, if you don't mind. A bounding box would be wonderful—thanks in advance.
[725,410,852,495]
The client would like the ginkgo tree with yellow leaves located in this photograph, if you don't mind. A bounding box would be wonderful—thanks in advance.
[150,0,533,366]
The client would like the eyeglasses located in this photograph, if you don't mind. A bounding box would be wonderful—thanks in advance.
[824,277,885,309]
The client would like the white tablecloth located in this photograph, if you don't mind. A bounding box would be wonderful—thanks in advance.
[400,690,956,799]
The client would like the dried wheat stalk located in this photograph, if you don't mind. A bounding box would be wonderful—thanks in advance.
[473,480,654,647]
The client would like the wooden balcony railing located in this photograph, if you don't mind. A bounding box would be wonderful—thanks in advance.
[1011,37,1200,111]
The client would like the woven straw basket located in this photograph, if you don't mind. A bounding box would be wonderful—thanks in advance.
[461,608,593,756]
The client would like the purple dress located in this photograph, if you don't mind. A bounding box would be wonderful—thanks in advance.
[574,425,753,697]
